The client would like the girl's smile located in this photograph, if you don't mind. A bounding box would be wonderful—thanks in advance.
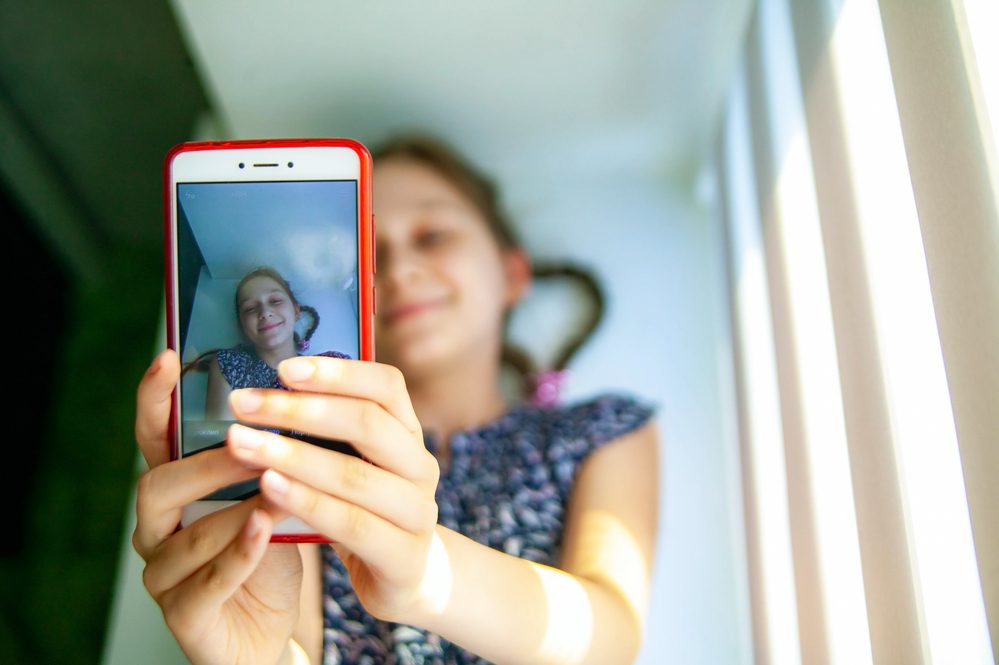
[382,295,451,325]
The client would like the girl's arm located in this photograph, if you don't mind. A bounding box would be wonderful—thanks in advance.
[408,420,659,665]
[205,355,235,420]
[293,544,323,664]
[228,357,658,664]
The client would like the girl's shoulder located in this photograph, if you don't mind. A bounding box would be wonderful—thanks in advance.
[497,392,656,489]
[501,392,656,472]
[543,392,656,446]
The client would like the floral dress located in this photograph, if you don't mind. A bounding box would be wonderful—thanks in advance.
[321,393,656,664]
[215,345,351,390]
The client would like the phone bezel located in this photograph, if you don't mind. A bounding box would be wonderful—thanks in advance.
[163,138,374,542]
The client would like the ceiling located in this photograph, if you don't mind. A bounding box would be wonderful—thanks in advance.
[173,0,754,204]
[0,0,753,277]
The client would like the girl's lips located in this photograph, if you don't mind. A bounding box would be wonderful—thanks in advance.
[384,298,446,323]
[258,320,283,333]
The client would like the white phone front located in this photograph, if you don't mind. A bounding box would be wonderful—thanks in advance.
[164,139,374,541]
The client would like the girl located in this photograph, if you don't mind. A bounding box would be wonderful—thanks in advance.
[133,135,659,664]
[200,266,352,421]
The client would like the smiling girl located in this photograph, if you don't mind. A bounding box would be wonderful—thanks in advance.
[200,267,351,422]
[134,135,659,664]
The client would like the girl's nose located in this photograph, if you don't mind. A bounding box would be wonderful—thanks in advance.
[377,245,425,292]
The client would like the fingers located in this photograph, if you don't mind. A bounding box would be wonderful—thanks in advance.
[133,447,264,558]
[142,495,264,599]
[229,390,437,489]
[135,348,181,469]
[257,468,425,584]
[227,424,438,533]
[276,358,421,436]
[156,508,273,641]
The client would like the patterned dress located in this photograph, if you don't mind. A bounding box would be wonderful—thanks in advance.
[215,345,352,390]
[321,393,656,664]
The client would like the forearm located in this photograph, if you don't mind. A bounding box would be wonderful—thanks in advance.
[277,638,311,665]
[405,525,643,665]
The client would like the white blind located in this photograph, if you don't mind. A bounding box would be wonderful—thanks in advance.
[717,0,999,662]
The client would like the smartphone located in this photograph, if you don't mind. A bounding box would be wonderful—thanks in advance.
[164,138,374,542]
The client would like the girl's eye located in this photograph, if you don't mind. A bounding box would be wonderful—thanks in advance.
[417,229,449,247]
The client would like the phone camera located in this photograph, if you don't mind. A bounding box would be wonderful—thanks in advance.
[238,162,245,169]
[287,161,294,168]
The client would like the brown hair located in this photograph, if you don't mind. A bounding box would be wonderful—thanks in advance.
[235,266,299,316]
[371,135,520,249]
[371,134,605,400]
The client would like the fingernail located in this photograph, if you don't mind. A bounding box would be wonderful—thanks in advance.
[232,390,264,413]
[146,356,162,376]
[281,358,315,382]
[232,425,262,450]
[263,469,290,495]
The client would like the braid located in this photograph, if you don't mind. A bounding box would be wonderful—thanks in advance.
[502,261,606,401]
[532,262,605,371]
[181,349,220,377]
[296,304,321,351]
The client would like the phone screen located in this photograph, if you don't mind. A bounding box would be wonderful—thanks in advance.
[175,178,360,500]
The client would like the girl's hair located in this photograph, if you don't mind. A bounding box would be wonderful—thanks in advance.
[370,134,606,399]
[181,266,321,376]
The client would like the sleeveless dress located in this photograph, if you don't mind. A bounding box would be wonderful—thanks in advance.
[321,393,656,665]
[215,345,352,390]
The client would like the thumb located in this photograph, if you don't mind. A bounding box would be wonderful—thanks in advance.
[135,348,181,469]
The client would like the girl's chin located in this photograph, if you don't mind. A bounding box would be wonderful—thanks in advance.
[379,335,459,374]
[253,338,295,353]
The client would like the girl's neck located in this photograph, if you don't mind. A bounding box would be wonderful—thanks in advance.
[255,342,297,370]
[408,351,509,454]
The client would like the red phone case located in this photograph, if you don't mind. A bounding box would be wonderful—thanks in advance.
[163,138,375,543]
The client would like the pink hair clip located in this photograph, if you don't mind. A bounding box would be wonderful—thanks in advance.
[530,369,569,408]
[297,339,311,352]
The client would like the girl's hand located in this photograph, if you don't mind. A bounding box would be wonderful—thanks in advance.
[224,356,441,623]
[133,349,304,665]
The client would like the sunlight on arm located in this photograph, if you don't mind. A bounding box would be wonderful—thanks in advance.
[416,529,455,617]
[527,507,651,664]
[531,564,595,664]
[560,509,651,631]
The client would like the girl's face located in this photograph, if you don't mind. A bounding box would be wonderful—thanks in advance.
[373,158,529,380]
[236,276,300,353]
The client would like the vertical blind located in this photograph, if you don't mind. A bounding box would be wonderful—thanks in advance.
[715,0,998,663]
